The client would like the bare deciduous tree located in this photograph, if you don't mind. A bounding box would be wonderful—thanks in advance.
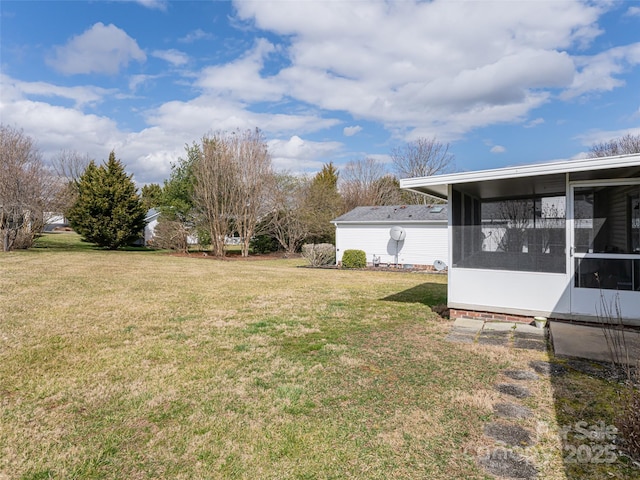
[589,133,640,157]
[51,149,92,215]
[193,129,272,257]
[391,137,453,204]
[0,125,57,251]
[193,136,232,257]
[340,157,401,211]
[231,128,273,257]
[265,173,311,254]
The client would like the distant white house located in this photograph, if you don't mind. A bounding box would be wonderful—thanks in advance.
[143,209,246,247]
[143,209,199,246]
[43,212,69,232]
[331,205,448,269]
[143,209,161,245]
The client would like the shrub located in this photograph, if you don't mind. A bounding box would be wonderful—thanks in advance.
[599,293,640,462]
[250,234,278,254]
[152,219,190,253]
[341,249,366,269]
[301,243,335,267]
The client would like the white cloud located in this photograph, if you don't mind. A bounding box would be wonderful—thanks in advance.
[0,98,121,160]
[574,126,640,148]
[343,126,362,137]
[561,43,640,99]
[145,94,338,138]
[134,0,168,11]
[151,49,189,66]
[196,38,283,102]
[490,145,506,154]
[1,74,113,108]
[626,6,640,17]
[151,48,189,67]
[232,0,607,141]
[267,135,343,172]
[5,1,638,186]
[47,22,146,75]
[178,29,213,43]
[128,74,160,92]
[525,118,545,128]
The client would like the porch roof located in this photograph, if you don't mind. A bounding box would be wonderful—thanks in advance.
[400,153,640,200]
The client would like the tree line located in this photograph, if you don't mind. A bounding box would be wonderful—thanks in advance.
[143,130,454,256]
[1,123,639,253]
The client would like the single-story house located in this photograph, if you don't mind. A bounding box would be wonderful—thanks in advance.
[43,212,69,232]
[400,154,640,326]
[143,209,199,246]
[143,208,161,246]
[331,204,448,269]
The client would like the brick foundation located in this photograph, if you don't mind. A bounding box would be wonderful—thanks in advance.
[449,309,537,324]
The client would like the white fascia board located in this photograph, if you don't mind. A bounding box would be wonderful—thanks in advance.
[400,153,640,193]
[332,220,447,226]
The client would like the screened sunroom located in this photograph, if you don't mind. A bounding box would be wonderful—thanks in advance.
[400,154,640,325]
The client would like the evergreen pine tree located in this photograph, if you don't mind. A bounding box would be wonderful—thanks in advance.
[303,162,344,244]
[67,152,147,249]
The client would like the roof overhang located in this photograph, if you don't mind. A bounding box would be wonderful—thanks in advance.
[331,220,447,225]
[399,154,640,200]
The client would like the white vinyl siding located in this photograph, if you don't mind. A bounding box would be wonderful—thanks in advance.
[334,222,448,267]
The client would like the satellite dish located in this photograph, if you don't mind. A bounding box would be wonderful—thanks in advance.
[389,226,406,241]
[433,259,447,271]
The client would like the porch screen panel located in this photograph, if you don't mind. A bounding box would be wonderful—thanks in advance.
[451,188,482,268]
[574,185,640,254]
[452,191,566,273]
[573,184,640,292]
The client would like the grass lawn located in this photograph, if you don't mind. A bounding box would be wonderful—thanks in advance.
[0,234,635,479]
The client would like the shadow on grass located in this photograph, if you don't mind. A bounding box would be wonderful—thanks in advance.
[380,281,447,308]
[33,233,157,253]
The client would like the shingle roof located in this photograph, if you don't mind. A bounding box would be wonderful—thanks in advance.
[145,208,160,221]
[332,204,448,223]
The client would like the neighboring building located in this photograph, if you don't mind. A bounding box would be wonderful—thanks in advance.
[143,209,199,246]
[400,154,640,326]
[143,208,161,246]
[331,204,448,269]
[43,212,69,232]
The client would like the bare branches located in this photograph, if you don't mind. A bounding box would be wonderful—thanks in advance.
[265,173,311,254]
[192,129,272,257]
[391,137,453,179]
[0,125,56,251]
[50,149,92,214]
[52,149,92,182]
[589,134,640,157]
[340,158,401,211]
[391,137,453,205]
[193,135,230,257]
[233,128,273,256]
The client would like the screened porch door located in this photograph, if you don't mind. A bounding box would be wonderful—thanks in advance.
[570,180,640,322]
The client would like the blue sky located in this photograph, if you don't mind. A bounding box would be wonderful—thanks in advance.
[1,0,639,185]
